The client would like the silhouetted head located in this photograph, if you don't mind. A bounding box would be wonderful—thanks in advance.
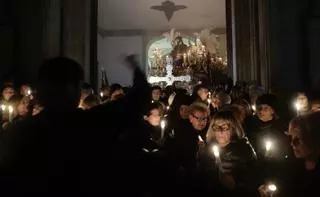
[37,57,84,111]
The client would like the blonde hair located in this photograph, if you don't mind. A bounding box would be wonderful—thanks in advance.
[189,102,210,115]
[206,110,245,142]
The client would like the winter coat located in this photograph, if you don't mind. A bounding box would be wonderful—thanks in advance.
[198,138,260,197]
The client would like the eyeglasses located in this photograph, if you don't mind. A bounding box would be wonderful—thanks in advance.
[212,125,231,133]
[192,115,208,122]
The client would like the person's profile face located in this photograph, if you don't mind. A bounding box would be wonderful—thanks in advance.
[287,125,311,159]
[197,88,209,101]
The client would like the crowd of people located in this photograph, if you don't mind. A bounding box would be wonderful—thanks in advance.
[0,55,319,196]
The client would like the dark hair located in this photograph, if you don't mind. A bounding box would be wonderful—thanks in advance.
[38,57,84,87]
[37,57,84,108]
[256,94,279,115]
[145,102,163,116]
[151,86,162,92]
[109,84,123,96]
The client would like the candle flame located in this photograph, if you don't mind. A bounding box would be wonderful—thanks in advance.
[267,184,277,192]
[1,105,6,111]
[8,106,13,113]
[265,140,273,152]
[252,105,256,112]
[160,120,166,130]
[295,102,301,111]
[212,145,220,158]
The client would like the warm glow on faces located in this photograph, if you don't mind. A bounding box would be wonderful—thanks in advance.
[197,88,209,101]
[257,104,274,122]
[287,125,311,159]
[213,119,232,147]
[189,111,209,131]
[144,109,161,126]
[3,87,15,101]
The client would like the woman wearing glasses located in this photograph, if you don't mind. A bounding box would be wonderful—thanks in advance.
[277,112,320,197]
[198,110,259,197]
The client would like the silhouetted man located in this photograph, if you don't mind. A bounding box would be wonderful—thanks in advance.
[0,55,150,195]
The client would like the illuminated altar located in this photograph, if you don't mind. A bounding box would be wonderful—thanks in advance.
[147,28,227,88]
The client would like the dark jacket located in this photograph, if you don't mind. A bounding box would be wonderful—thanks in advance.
[198,138,260,197]
[246,116,291,161]
[246,116,292,182]
[281,158,320,197]
[0,67,150,196]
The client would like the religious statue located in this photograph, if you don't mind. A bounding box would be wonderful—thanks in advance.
[170,36,189,67]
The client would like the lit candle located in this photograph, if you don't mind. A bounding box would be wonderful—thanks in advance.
[198,135,204,143]
[267,183,277,197]
[160,119,166,139]
[212,145,220,165]
[27,89,32,96]
[265,140,273,158]
[252,104,257,114]
[294,101,301,116]
[1,104,6,112]
[100,92,104,98]
[8,105,13,122]
[207,92,212,106]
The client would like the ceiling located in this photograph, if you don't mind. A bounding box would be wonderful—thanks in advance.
[98,0,226,30]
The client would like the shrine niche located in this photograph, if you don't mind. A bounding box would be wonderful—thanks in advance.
[147,28,228,89]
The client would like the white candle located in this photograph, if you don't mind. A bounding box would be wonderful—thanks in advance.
[1,104,6,112]
[160,119,166,139]
[294,101,301,116]
[198,135,204,143]
[8,105,13,122]
[265,140,273,158]
[27,89,32,96]
[252,104,257,114]
[212,145,221,165]
[267,183,277,197]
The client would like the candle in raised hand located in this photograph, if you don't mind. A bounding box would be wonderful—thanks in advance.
[160,119,166,139]
[8,105,13,122]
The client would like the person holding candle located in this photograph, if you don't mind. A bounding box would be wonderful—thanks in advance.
[283,112,320,197]
[141,102,163,147]
[99,86,110,103]
[246,94,290,161]
[19,84,32,97]
[259,112,320,197]
[198,110,259,197]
